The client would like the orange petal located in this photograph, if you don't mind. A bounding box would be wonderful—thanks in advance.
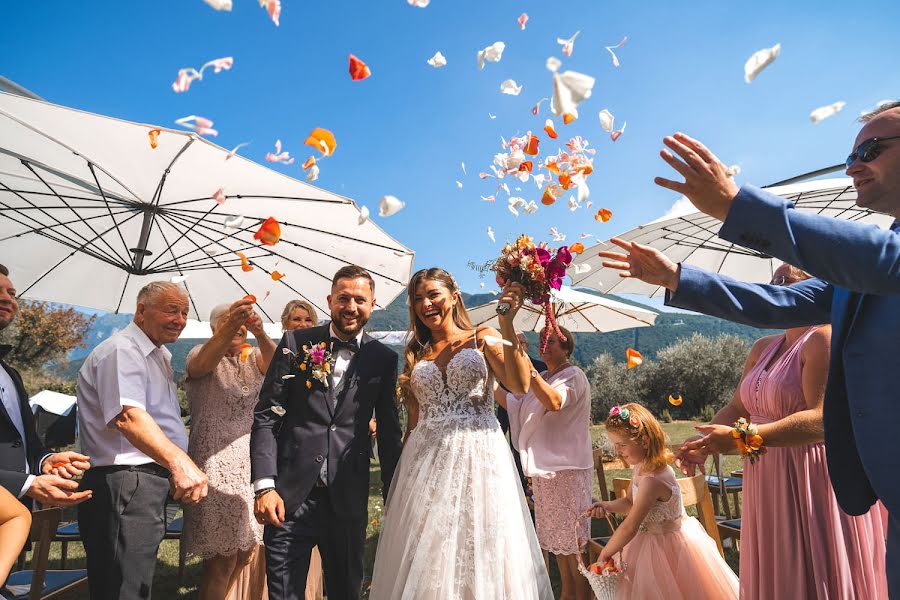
[543,120,558,139]
[236,251,253,272]
[523,134,540,156]
[304,127,337,157]
[562,113,576,125]
[545,161,560,175]
[243,294,257,303]
[253,217,282,246]
[668,394,683,406]
[611,129,624,142]
[541,188,556,206]
[518,160,533,173]
[594,208,613,222]
[348,53,372,81]
[626,348,643,369]
[271,271,285,281]
[148,128,160,149]
[558,172,572,189]
[748,434,764,450]
[239,343,253,362]
[569,242,585,253]
[575,164,593,176]
[301,155,317,170]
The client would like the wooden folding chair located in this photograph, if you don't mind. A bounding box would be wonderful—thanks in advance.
[705,454,743,519]
[4,508,88,600]
[592,448,611,502]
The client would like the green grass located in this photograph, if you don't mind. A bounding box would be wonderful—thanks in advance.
[34,421,742,599]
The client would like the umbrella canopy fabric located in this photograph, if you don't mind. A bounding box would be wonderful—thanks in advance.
[0,91,415,322]
[466,285,658,333]
[570,178,894,298]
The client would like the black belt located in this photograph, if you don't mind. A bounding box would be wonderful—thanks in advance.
[93,463,171,479]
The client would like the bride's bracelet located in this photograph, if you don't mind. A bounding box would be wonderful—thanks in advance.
[732,417,766,464]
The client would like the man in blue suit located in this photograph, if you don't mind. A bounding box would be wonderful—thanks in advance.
[599,101,900,594]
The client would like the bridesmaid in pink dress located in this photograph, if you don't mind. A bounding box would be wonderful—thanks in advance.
[679,264,888,599]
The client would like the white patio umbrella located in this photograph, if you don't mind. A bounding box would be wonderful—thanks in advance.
[0,91,415,322]
[570,177,894,298]
[466,285,658,333]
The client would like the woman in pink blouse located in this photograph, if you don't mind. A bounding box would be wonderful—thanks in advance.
[500,326,593,600]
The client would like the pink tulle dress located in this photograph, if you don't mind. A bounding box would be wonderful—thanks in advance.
[739,327,888,599]
[616,464,739,599]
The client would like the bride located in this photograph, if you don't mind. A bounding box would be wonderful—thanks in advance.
[370,268,553,599]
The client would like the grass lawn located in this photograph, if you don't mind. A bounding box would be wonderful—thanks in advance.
[36,421,742,599]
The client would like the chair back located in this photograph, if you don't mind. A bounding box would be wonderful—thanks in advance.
[592,448,611,502]
[607,474,724,558]
[28,508,62,600]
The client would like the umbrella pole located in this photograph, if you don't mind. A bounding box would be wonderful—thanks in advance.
[130,208,155,272]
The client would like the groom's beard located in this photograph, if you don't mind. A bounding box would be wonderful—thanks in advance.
[331,310,368,338]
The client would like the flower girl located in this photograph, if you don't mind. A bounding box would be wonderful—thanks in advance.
[588,404,738,599]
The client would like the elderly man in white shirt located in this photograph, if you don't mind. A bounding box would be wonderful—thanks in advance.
[76,281,208,600]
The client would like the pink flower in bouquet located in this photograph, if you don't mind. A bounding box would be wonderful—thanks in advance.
[533,246,551,267]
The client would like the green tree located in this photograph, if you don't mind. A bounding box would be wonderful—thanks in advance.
[584,353,646,423]
[0,300,95,373]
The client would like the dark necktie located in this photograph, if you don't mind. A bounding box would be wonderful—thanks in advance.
[330,337,359,353]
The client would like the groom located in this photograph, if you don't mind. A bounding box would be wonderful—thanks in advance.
[251,265,404,600]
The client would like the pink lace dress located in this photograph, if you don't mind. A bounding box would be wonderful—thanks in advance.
[617,465,738,599]
[184,346,265,559]
[739,328,888,599]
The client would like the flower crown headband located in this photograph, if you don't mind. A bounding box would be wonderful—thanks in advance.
[609,405,641,430]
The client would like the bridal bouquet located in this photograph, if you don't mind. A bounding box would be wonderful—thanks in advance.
[492,234,572,352]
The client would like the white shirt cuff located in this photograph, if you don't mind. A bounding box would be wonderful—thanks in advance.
[37,453,54,474]
[253,478,276,492]
[19,475,35,499]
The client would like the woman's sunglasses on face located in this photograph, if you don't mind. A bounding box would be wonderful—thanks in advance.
[845,136,900,168]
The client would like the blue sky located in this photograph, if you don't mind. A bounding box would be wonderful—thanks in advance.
[2,0,900,306]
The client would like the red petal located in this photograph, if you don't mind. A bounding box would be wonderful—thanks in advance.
[523,134,540,156]
[348,54,372,81]
[253,217,282,246]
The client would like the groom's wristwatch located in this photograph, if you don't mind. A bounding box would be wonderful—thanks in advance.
[530,368,539,380]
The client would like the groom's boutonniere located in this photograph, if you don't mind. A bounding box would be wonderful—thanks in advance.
[281,342,333,389]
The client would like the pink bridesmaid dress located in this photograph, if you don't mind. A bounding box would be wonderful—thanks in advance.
[739,327,888,599]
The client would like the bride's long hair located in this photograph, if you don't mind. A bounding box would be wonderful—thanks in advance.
[398,268,473,404]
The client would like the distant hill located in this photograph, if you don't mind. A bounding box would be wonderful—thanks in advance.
[61,291,778,380]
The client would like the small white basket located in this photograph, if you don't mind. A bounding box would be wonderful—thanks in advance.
[575,513,626,600]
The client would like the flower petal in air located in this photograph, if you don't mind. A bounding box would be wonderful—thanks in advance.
[253,217,282,246]
[266,139,295,164]
[427,51,447,68]
[569,242,585,254]
[379,195,405,217]
[148,128,160,149]
[611,122,627,142]
[212,187,226,205]
[243,294,257,303]
[598,109,615,132]
[225,142,250,161]
[744,43,780,83]
[271,271,285,281]
[302,155,317,170]
[571,263,591,275]
[259,0,280,26]
[358,206,370,225]
[306,165,320,182]
[304,128,337,156]
[477,41,505,70]
[348,54,372,81]
[236,251,253,272]
[551,70,595,124]
[541,182,564,206]
[557,31,581,57]
[809,101,846,123]
[604,36,627,67]
[203,0,232,10]
[546,57,561,73]
[594,208,613,222]
[224,215,245,229]
[240,343,254,362]
[407,0,429,6]
[517,13,528,30]
[500,79,523,96]
[532,97,549,116]
[544,119,558,139]
[668,394,683,406]
[523,134,540,156]
[626,348,643,369]
[487,227,495,243]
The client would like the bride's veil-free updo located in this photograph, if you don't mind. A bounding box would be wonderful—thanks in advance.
[398,268,473,405]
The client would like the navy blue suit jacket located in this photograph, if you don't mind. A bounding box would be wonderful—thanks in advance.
[665,184,900,517]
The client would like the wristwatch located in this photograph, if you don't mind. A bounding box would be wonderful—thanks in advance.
[530,368,539,379]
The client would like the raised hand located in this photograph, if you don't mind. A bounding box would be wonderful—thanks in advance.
[255,489,285,528]
[498,281,526,320]
[655,133,740,222]
[43,451,91,479]
[598,237,681,291]
[27,474,93,507]
[224,298,255,332]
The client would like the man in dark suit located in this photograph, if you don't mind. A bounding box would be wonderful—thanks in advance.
[251,265,404,600]
[598,102,900,594]
[0,264,91,509]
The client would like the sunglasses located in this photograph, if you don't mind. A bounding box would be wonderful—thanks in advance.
[845,136,900,169]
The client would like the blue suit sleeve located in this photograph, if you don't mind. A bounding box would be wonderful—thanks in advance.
[719,184,900,294]
[665,264,833,329]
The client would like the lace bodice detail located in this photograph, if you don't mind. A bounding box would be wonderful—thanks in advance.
[411,347,497,428]
[633,467,685,531]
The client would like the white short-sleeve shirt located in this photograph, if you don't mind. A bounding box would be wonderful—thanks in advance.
[76,322,188,467]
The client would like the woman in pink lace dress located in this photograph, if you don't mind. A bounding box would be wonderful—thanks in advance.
[504,326,594,600]
[680,264,888,599]
[185,298,276,600]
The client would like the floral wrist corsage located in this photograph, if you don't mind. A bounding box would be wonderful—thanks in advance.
[732,417,766,464]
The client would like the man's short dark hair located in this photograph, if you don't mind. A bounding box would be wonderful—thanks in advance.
[0,264,8,277]
[859,101,900,123]
[332,265,375,292]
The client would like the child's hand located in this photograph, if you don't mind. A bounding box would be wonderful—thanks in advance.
[587,501,610,519]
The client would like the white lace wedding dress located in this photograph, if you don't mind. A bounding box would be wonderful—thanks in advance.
[369,336,553,600]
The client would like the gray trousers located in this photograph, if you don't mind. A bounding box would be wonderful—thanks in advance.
[78,466,170,600]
